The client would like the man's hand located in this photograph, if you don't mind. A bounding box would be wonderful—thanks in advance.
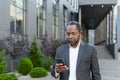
[56,63,68,73]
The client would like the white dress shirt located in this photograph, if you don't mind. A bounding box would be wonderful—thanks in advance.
[55,39,81,79]
[69,40,81,80]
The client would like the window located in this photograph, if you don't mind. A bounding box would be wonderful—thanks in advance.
[75,0,78,11]
[52,0,58,38]
[37,0,46,38]
[10,0,26,35]
[63,6,68,38]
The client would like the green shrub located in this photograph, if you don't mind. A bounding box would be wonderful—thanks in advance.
[29,36,44,67]
[43,57,54,71]
[30,67,48,78]
[18,57,33,75]
[0,73,18,80]
[0,50,6,74]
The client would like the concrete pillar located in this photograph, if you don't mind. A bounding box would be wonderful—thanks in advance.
[109,10,114,44]
[26,0,37,40]
[111,10,114,44]
[107,14,110,45]
[103,17,107,45]
[46,0,52,37]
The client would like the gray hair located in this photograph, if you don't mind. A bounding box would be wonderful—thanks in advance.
[66,21,82,32]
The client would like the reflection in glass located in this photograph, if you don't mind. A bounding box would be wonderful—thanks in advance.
[52,0,58,38]
[16,8,23,34]
[10,5,16,33]
[37,0,46,38]
[63,6,68,38]
[10,0,25,35]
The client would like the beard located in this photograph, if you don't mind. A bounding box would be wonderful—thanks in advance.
[68,39,79,46]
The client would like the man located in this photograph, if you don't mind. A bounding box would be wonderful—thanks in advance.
[51,21,101,80]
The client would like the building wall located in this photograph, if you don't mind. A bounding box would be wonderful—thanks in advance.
[0,0,78,72]
[95,18,107,45]
[57,0,78,39]
[0,0,10,38]
[0,0,78,40]
[44,0,78,39]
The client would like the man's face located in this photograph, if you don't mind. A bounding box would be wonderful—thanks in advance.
[66,25,82,46]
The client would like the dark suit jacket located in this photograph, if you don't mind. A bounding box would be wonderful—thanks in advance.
[51,42,101,80]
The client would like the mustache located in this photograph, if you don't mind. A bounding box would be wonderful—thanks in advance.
[67,39,75,44]
[66,38,79,45]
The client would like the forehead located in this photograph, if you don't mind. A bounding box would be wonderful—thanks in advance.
[66,25,78,31]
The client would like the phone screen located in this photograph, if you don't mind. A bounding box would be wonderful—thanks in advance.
[55,58,65,65]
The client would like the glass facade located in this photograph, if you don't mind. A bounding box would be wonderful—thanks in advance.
[52,0,58,38]
[63,6,68,38]
[9,0,78,38]
[10,0,26,35]
[37,0,46,38]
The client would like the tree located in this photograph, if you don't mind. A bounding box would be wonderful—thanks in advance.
[29,36,43,67]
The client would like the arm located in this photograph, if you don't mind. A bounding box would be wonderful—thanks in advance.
[51,47,68,78]
[51,48,60,78]
[91,47,101,80]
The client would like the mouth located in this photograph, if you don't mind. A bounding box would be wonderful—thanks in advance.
[68,39,79,46]
[68,40,75,45]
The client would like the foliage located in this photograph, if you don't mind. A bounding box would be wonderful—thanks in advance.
[18,57,33,75]
[0,50,6,74]
[0,34,29,60]
[0,73,18,80]
[29,36,44,67]
[40,33,67,58]
[30,67,47,78]
[42,57,54,71]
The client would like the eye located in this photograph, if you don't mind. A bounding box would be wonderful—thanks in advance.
[72,32,76,35]
[66,32,70,36]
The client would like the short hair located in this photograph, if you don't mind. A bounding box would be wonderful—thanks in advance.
[66,21,82,32]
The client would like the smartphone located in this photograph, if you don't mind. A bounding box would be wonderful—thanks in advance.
[55,58,65,65]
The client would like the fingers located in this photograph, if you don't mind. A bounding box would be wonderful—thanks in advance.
[56,63,69,73]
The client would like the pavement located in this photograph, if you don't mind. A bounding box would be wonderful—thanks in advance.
[99,59,120,80]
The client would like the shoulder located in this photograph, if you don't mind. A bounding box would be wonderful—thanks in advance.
[82,42,97,57]
[57,44,69,50]
[81,42,96,50]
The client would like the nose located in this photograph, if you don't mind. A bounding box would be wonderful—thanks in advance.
[69,34,73,39]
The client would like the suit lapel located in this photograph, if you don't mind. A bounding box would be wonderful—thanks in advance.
[64,44,70,68]
[76,42,85,69]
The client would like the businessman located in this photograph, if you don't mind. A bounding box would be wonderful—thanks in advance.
[51,21,101,80]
